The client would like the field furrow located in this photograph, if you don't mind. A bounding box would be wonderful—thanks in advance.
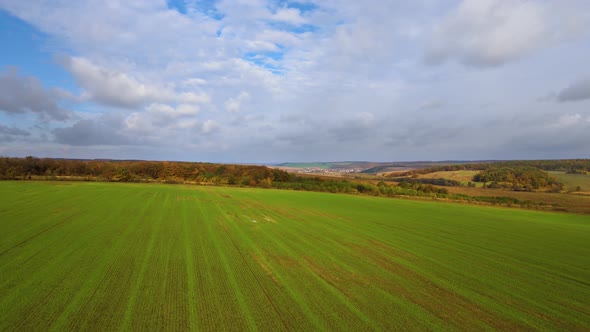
[0,182,588,331]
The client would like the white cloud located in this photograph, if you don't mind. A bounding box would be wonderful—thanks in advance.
[62,57,210,109]
[147,103,199,117]
[559,113,583,127]
[125,112,151,132]
[272,8,306,25]
[201,119,218,134]
[63,57,167,108]
[225,92,251,113]
[553,113,584,128]
[255,30,301,47]
[176,104,201,116]
[427,0,547,66]
[245,40,280,52]
[2,0,590,161]
[183,78,208,86]
[426,0,590,67]
[177,92,211,104]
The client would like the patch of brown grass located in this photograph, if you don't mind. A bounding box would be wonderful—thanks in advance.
[251,254,281,286]
[447,187,590,214]
[418,170,481,182]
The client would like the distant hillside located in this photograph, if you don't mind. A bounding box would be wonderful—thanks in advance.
[360,161,489,174]
[277,161,499,173]
[0,156,292,185]
[276,161,386,170]
[387,159,590,176]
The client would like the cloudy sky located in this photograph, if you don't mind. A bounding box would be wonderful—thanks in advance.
[1,0,589,163]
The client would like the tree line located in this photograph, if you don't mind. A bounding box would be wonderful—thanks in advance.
[392,159,590,177]
[0,157,293,185]
[0,157,546,209]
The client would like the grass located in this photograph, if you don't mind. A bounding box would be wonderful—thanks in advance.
[0,181,589,330]
[549,171,590,192]
[417,170,480,182]
[417,170,483,186]
[447,186,590,214]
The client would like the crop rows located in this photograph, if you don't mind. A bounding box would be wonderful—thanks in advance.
[0,181,588,330]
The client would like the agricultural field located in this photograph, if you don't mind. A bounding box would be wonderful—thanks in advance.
[0,181,589,330]
[549,171,590,193]
[417,170,481,185]
[446,186,590,214]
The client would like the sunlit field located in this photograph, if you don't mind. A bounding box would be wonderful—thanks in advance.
[1,182,588,330]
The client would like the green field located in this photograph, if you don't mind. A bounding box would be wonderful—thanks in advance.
[0,182,589,330]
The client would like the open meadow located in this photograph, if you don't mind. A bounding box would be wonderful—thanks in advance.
[549,171,590,193]
[417,170,481,184]
[0,181,589,330]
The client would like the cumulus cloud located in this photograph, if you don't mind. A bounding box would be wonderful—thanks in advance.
[225,92,250,113]
[123,101,216,140]
[0,125,29,136]
[255,29,301,47]
[53,117,135,146]
[0,68,71,120]
[139,103,201,128]
[0,125,31,142]
[201,119,219,134]
[2,0,590,161]
[53,111,217,148]
[426,0,590,67]
[183,78,208,87]
[168,118,218,134]
[147,103,200,117]
[271,8,306,25]
[557,79,590,102]
[552,113,590,128]
[177,92,211,104]
[61,56,167,108]
[426,0,547,66]
[125,112,153,134]
[61,57,210,109]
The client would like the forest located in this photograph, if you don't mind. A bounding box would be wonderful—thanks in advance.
[473,166,562,191]
[0,157,293,185]
[391,177,462,187]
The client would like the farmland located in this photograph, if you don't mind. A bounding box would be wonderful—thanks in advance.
[417,170,481,185]
[445,186,590,214]
[0,181,589,330]
[549,171,590,193]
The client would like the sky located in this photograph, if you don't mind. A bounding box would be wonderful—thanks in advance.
[0,0,590,163]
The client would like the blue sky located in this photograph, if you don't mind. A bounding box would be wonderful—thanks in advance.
[1,0,590,163]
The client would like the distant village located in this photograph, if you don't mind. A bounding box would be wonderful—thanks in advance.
[295,168,359,174]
